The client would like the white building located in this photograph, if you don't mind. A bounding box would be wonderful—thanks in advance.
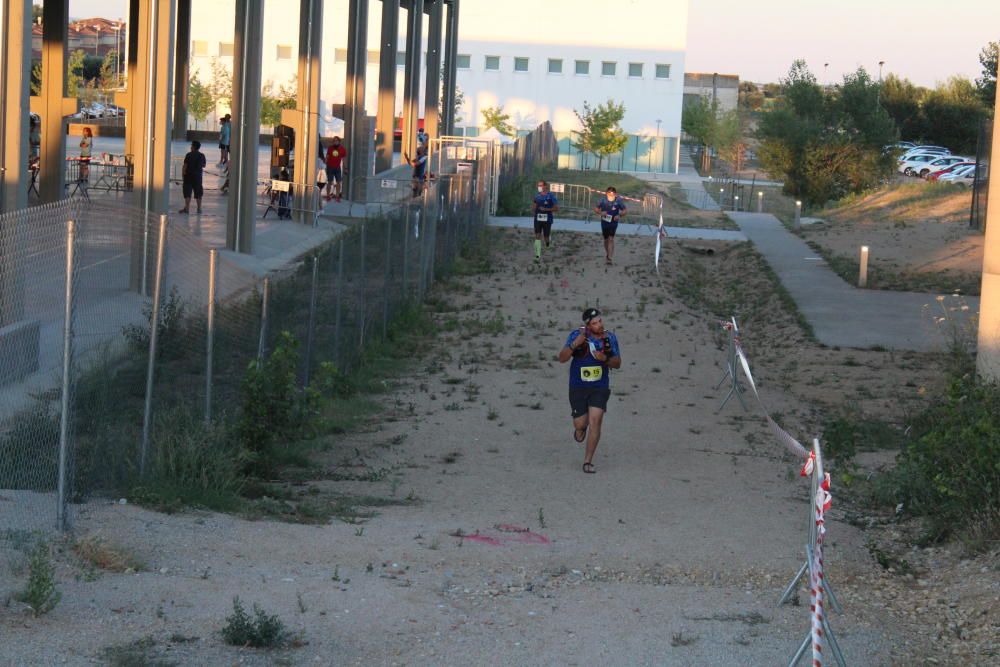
[187,0,688,172]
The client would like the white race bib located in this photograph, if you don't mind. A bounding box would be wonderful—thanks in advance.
[601,214,614,223]
[579,366,603,382]
[536,213,549,222]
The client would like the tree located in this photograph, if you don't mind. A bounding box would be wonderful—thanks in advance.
[187,73,215,130]
[921,77,987,154]
[738,81,765,112]
[976,41,998,109]
[879,74,927,140]
[481,106,514,136]
[573,99,628,171]
[67,49,87,98]
[208,58,233,116]
[836,67,898,149]
[259,79,297,128]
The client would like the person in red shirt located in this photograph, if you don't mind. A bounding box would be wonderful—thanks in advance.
[324,136,347,201]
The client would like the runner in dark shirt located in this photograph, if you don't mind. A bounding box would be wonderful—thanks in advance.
[179,140,207,214]
[593,186,627,265]
[531,180,559,261]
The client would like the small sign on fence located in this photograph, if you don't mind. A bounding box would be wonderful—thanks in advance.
[380,179,398,189]
[550,182,565,193]
[270,179,290,193]
[457,162,473,174]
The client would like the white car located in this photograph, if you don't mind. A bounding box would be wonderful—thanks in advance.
[898,154,943,175]
[898,146,949,162]
[939,164,976,182]
[916,156,968,178]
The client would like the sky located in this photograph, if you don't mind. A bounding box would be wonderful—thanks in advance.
[53,0,1000,89]
[686,0,1000,87]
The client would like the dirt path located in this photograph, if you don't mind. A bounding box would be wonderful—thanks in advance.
[2,228,951,665]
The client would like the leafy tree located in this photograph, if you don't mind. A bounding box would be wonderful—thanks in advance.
[481,105,514,136]
[975,41,998,109]
[682,96,745,172]
[67,49,86,98]
[879,74,927,140]
[187,73,215,130]
[921,77,987,154]
[573,99,628,171]
[259,79,297,128]
[836,67,898,149]
[208,58,233,115]
[738,81,765,112]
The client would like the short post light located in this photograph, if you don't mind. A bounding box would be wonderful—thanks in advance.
[859,246,870,288]
[757,191,763,213]
[794,200,802,229]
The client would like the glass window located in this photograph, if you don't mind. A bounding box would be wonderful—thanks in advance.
[514,57,529,72]
[465,126,479,137]
[485,55,500,71]
[548,59,563,74]
[655,63,671,79]
[219,42,234,57]
[334,48,348,62]
[397,51,405,67]
[457,54,471,69]
[276,45,292,60]
[192,40,208,57]
[575,60,589,75]
[628,62,643,78]
[601,61,616,76]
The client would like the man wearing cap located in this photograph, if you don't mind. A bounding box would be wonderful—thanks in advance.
[557,308,622,473]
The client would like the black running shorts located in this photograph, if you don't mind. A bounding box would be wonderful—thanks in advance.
[569,386,611,418]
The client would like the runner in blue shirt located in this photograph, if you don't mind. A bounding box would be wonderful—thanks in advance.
[593,186,627,265]
[531,180,560,261]
[557,307,622,474]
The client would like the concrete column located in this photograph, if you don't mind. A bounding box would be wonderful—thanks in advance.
[441,0,459,134]
[402,0,424,160]
[0,0,32,212]
[226,0,265,254]
[171,0,191,140]
[344,0,368,201]
[281,0,323,222]
[375,0,399,173]
[31,0,77,203]
[422,0,442,142]
[976,90,1000,381]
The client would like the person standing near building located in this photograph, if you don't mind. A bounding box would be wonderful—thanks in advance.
[179,140,207,214]
[593,186,627,265]
[558,308,622,474]
[218,114,231,166]
[530,179,559,261]
[417,127,428,147]
[404,145,428,198]
[79,127,93,181]
[324,136,347,201]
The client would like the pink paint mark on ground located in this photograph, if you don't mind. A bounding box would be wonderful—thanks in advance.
[560,279,570,290]
[461,534,503,546]
[452,524,551,547]
[510,531,550,545]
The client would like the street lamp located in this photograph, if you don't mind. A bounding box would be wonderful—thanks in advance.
[655,118,661,138]
[878,60,885,83]
[824,62,829,85]
[113,22,122,85]
[93,24,101,55]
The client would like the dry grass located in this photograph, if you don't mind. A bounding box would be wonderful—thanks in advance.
[73,533,145,573]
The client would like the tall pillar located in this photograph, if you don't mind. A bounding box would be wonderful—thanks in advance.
[422,0,442,142]
[344,0,368,201]
[172,0,191,140]
[0,0,32,212]
[375,0,399,173]
[31,0,77,203]
[402,0,424,160]
[282,0,323,222]
[976,89,1000,381]
[441,0,459,135]
[226,0,265,254]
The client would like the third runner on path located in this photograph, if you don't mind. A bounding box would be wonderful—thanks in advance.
[531,180,559,262]
[557,308,622,474]
[593,186,627,265]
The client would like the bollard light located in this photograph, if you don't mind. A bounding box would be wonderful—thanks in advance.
[733,195,739,212]
[757,191,764,213]
[858,245,869,288]
[794,200,802,229]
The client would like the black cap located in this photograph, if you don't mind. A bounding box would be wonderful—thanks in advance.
[582,308,601,323]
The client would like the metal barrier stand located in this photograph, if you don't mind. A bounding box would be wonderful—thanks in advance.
[715,317,748,412]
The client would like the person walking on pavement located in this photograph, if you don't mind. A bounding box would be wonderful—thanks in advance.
[179,140,206,214]
[218,114,231,167]
[324,136,347,201]
[531,180,559,261]
[593,186,627,265]
[557,308,622,474]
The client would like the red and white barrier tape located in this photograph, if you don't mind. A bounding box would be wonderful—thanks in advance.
[734,341,810,459]
[804,455,832,666]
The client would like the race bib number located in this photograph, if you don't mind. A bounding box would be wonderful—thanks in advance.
[579,366,603,382]
[601,214,614,223]
[536,213,549,222]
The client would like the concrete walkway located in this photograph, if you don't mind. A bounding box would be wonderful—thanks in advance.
[726,212,980,352]
[489,216,747,242]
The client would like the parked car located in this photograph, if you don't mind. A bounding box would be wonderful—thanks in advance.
[898,154,944,175]
[939,164,977,183]
[928,162,974,181]
[917,156,968,178]
[952,171,977,188]
[898,146,950,162]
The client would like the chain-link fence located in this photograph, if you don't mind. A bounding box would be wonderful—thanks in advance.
[971,118,991,231]
[0,144,493,534]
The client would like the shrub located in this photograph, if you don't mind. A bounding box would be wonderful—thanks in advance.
[221,597,288,648]
[16,543,61,616]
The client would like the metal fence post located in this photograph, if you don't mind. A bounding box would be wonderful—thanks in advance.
[359,222,367,347]
[56,220,78,531]
[140,214,169,476]
[257,277,270,361]
[402,205,410,300]
[304,255,319,387]
[205,249,218,423]
[383,216,392,339]
[334,239,344,370]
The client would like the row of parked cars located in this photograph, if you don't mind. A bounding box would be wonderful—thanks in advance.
[71,103,125,120]
[888,142,978,186]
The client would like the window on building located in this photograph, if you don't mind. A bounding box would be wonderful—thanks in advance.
[485,55,500,71]
[628,62,643,78]
[276,45,292,60]
[548,58,563,74]
[457,54,471,69]
[192,40,208,57]
[601,61,616,76]
[514,57,529,72]
[465,126,479,137]
[334,48,348,63]
[575,60,589,75]
[219,42,234,57]
[655,63,671,79]
[397,51,406,67]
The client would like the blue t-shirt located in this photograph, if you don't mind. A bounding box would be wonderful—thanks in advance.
[220,122,231,145]
[533,192,558,221]
[565,328,620,389]
[412,154,427,178]
[596,198,627,224]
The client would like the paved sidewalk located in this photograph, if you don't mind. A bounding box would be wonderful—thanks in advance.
[489,216,747,242]
[726,212,980,352]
